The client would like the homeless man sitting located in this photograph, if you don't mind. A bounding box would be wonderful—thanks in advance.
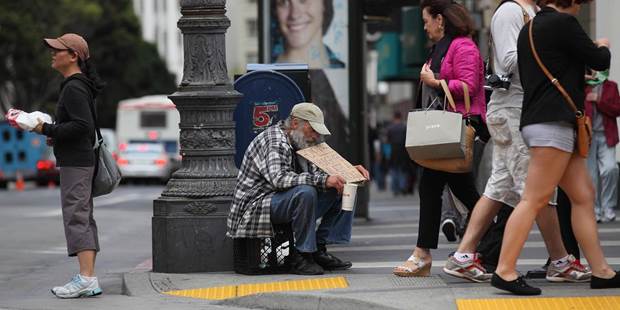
[227,102,370,275]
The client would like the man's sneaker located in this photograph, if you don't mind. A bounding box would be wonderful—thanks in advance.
[441,218,457,242]
[51,274,102,298]
[443,254,492,282]
[572,258,590,273]
[546,255,591,282]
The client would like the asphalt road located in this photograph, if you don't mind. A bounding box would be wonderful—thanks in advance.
[0,185,160,309]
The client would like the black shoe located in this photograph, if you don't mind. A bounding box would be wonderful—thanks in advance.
[491,273,541,295]
[290,252,324,275]
[314,244,352,271]
[441,218,457,242]
[526,258,550,279]
[591,271,620,289]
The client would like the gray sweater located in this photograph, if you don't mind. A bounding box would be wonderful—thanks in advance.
[487,1,536,115]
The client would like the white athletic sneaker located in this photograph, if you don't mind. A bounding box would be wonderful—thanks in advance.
[443,254,492,282]
[51,274,102,298]
[546,255,591,283]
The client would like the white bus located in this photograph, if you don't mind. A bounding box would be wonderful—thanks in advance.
[116,95,180,158]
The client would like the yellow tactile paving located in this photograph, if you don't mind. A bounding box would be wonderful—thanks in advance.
[457,296,620,310]
[163,276,349,300]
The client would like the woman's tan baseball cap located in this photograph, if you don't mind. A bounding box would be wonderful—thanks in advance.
[44,33,90,61]
[290,102,331,135]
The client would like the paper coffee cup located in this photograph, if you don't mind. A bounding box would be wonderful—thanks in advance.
[341,183,359,212]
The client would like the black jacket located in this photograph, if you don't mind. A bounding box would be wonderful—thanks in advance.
[517,6,610,128]
[42,73,102,167]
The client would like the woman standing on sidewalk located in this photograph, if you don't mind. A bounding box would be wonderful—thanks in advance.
[491,0,620,295]
[392,0,486,277]
[33,33,105,298]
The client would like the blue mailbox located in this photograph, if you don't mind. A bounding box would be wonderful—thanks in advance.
[233,64,308,168]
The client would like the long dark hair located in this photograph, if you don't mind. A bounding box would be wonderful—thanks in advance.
[78,58,105,92]
[421,0,475,37]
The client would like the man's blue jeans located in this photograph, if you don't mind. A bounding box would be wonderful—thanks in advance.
[270,185,353,253]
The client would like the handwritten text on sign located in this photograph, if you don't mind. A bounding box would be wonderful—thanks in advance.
[296,143,366,183]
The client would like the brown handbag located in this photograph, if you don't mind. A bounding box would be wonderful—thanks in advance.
[528,20,592,158]
[414,80,476,173]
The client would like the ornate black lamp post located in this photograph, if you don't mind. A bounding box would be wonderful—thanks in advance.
[152,0,241,273]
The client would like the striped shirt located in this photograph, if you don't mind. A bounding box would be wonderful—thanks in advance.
[227,123,328,238]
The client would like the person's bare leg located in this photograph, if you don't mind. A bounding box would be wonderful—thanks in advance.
[495,148,571,281]
[458,186,570,261]
[559,156,616,279]
[457,196,502,253]
[77,250,96,277]
[536,205,568,261]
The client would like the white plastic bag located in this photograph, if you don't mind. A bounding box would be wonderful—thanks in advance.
[14,111,52,131]
[5,108,22,128]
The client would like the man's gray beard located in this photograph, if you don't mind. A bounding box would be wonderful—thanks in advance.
[289,127,324,150]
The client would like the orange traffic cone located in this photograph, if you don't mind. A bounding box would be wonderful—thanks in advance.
[15,172,25,192]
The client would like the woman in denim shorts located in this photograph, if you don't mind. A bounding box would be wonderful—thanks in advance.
[490,0,620,295]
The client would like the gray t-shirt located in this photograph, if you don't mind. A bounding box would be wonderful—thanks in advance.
[487,2,537,115]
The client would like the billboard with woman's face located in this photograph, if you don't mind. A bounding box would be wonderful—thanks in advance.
[268,0,351,157]
[271,0,347,69]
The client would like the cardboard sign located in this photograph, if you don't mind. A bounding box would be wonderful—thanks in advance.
[296,143,366,183]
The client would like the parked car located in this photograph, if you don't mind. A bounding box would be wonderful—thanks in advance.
[116,142,177,183]
[35,146,59,186]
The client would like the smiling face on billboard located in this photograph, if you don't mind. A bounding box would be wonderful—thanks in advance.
[275,0,325,50]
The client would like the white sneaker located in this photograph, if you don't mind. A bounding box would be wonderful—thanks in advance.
[441,218,457,242]
[51,274,102,298]
[546,255,591,283]
[602,209,616,223]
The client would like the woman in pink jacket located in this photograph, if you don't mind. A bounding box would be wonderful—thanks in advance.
[393,0,486,277]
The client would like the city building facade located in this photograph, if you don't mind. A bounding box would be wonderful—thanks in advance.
[131,0,258,82]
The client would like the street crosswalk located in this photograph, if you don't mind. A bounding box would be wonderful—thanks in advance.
[332,188,620,274]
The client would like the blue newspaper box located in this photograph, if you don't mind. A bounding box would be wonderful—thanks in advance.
[233,65,308,167]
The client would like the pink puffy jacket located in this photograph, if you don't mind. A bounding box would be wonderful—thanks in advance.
[438,36,486,121]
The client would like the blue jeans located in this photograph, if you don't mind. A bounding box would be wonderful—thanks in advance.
[270,185,353,253]
[587,131,619,218]
[390,168,407,194]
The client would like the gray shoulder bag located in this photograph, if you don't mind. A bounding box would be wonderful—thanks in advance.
[87,98,122,197]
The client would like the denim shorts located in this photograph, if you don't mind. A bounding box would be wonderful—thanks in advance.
[521,122,575,153]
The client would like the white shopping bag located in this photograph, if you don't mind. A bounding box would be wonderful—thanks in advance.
[405,109,467,160]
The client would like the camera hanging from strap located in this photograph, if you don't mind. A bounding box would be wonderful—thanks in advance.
[485,0,531,90]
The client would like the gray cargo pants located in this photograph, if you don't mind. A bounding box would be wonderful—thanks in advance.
[59,166,100,256]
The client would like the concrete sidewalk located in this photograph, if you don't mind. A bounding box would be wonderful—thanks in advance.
[122,268,620,310]
[123,187,620,309]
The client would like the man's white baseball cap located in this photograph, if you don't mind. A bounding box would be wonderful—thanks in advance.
[290,102,331,135]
